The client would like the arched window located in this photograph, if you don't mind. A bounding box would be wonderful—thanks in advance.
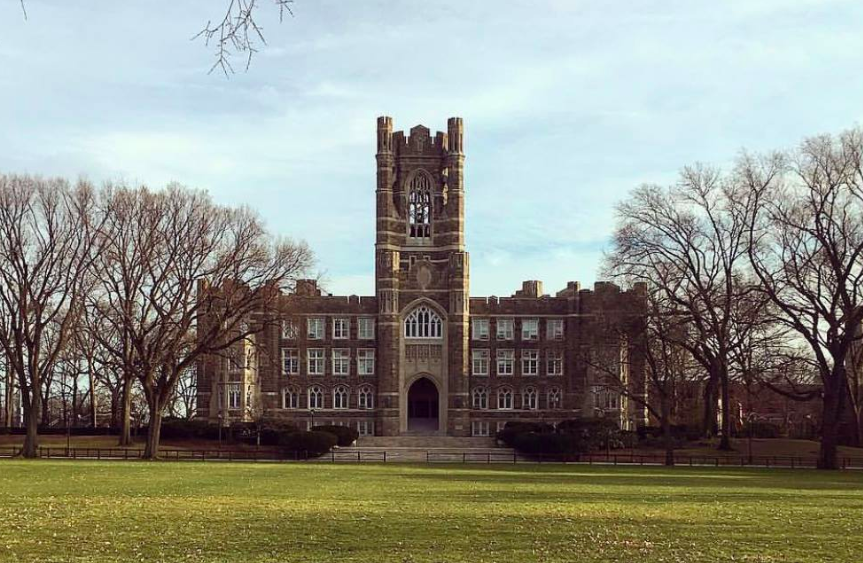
[404,305,443,338]
[308,386,324,410]
[282,387,299,409]
[358,385,375,410]
[333,385,349,410]
[497,387,513,410]
[408,172,432,238]
[547,387,562,410]
[522,387,538,410]
[472,387,488,410]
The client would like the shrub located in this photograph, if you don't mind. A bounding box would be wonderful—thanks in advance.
[744,421,782,439]
[278,430,338,458]
[557,417,622,450]
[258,426,299,447]
[311,425,358,447]
[511,432,587,458]
[496,421,555,447]
[160,418,219,440]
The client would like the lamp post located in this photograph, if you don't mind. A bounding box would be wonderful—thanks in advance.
[310,408,316,430]
[218,411,224,448]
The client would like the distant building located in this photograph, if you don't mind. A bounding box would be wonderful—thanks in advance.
[196,117,646,437]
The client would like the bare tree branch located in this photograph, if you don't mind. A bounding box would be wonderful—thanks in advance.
[193,0,295,77]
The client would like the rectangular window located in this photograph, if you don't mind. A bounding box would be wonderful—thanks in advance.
[358,349,375,376]
[282,319,298,340]
[228,383,241,409]
[333,318,349,340]
[282,348,299,375]
[496,318,514,340]
[547,319,564,340]
[472,318,489,340]
[471,421,490,437]
[332,349,350,376]
[547,350,564,376]
[521,350,539,376]
[471,349,489,376]
[496,349,514,376]
[521,319,539,341]
[593,386,620,410]
[358,317,375,340]
[307,348,325,375]
[307,318,324,340]
[357,420,374,436]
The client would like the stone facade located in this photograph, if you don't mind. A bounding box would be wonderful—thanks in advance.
[196,117,646,437]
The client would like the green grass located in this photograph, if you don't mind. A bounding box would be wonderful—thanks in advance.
[0,462,861,562]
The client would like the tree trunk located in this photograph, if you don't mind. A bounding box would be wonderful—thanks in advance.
[109,387,119,429]
[143,396,163,460]
[718,364,732,451]
[89,367,98,428]
[21,394,41,458]
[2,370,11,428]
[661,398,674,467]
[40,393,50,426]
[118,379,133,446]
[701,376,718,438]
[818,380,845,470]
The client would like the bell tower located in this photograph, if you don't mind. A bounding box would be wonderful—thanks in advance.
[374,116,470,436]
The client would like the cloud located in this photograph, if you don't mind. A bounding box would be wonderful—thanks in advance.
[2,0,863,296]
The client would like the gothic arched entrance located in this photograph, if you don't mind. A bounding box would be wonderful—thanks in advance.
[407,377,439,433]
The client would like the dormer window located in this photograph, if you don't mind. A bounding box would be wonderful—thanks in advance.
[408,171,432,238]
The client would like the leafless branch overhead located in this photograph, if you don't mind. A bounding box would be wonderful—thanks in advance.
[193,0,294,76]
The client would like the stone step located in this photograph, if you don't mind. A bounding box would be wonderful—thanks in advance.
[355,435,498,448]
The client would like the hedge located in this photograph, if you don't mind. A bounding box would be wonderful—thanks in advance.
[496,421,555,447]
[160,418,220,440]
[311,425,358,447]
[278,430,338,457]
[511,432,586,456]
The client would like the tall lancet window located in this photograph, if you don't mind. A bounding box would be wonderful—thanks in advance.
[408,172,432,238]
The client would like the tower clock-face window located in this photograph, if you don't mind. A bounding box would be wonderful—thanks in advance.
[408,171,432,238]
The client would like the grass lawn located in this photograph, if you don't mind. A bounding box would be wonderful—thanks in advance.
[0,463,861,562]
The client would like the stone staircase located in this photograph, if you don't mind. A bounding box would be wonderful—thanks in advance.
[328,434,519,463]
[355,435,498,448]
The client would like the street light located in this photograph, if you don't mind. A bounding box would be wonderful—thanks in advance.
[309,408,316,429]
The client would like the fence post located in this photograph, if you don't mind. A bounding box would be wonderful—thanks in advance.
[463,452,466,463]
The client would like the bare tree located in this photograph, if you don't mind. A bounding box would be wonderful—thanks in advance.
[607,167,755,450]
[740,129,863,469]
[0,175,99,457]
[587,285,700,465]
[90,184,311,458]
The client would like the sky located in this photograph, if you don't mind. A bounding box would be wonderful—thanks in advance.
[2,0,863,297]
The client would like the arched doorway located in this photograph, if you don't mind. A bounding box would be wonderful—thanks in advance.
[407,377,439,433]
